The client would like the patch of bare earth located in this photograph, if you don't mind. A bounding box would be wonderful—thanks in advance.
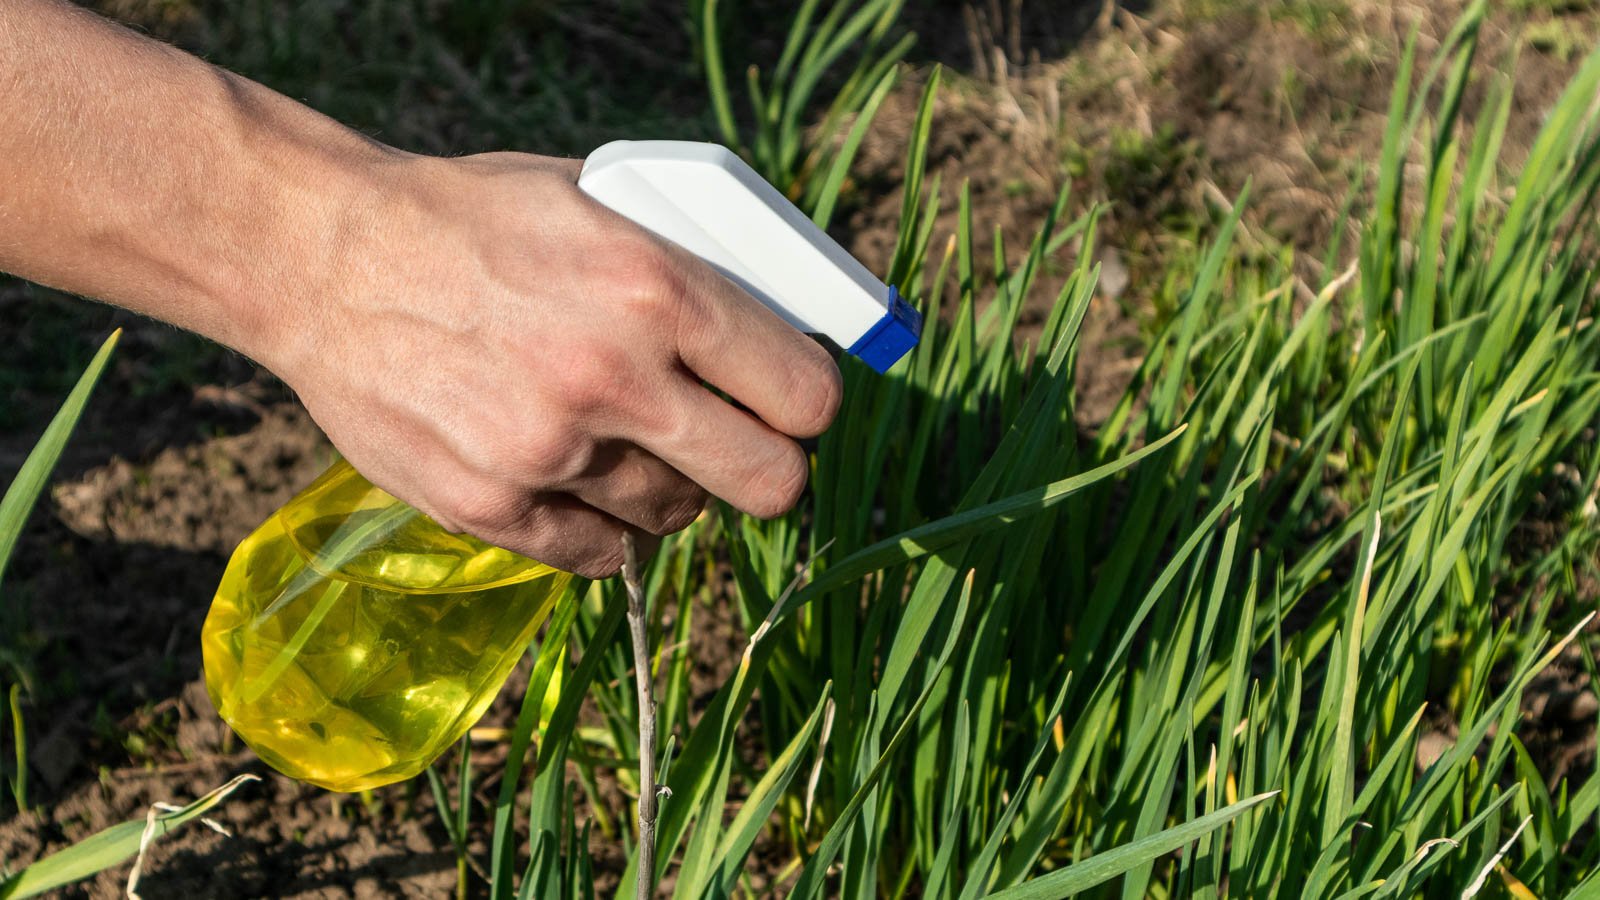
[845,0,1598,419]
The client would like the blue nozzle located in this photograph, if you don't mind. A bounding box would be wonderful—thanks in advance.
[846,286,922,373]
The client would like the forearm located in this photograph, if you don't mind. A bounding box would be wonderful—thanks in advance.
[0,0,842,574]
[0,0,408,367]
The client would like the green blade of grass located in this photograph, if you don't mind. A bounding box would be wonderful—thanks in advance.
[983,793,1279,900]
[6,684,24,812]
[788,574,973,899]
[0,774,256,898]
[795,424,1187,608]
[704,685,832,896]
[0,330,119,588]
[698,0,739,150]
[491,586,581,897]
[809,64,897,230]
[954,674,1072,900]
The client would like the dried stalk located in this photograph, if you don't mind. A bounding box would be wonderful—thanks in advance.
[621,533,658,900]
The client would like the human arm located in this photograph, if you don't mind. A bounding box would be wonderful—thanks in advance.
[0,0,842,577]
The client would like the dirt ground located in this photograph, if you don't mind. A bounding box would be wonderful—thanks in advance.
[3,0,1598,896]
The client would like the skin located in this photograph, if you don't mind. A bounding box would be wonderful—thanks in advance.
[0,0,843,578]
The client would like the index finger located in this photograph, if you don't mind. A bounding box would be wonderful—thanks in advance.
[671,248,844,439]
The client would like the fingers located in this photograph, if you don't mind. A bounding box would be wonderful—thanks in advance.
[665,243,845,440]
[437,484,633,580]
[420,439,697,576]
[632,376,812,520]
[504,496,629,579]
[560,441,708,537]
[510,236,831,521]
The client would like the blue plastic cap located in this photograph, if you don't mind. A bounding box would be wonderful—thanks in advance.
[846,286,922,373]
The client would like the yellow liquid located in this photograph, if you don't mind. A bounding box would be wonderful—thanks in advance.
[202,462,571,792]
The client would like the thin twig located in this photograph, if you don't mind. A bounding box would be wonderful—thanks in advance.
[621,533,658,900]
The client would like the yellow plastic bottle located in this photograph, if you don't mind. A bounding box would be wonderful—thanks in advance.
[201,460,571,792]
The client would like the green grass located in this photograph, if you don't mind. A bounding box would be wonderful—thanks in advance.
[7,0,1600,896]
[1513,0,1597,14]
[0,331,262,896]
[502,2,1600,894]
[169,0,717,156]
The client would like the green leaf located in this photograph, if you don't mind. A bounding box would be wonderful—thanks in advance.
[795,425,1187,607]
[789,572,974,898]
[6,685,24,812]
[983,793,1278,899]
[491,586,581,897]
[698,0,739,150]
[0,774,256,898]
[0,330,119,588]
[705,686,832,896]
[809,65,897,229]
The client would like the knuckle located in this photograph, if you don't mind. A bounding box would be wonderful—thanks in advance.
[518,501,625,578]
[432,480,527,539]
[611,240,689,323]
[556,346,639,417]
[516,423,593,487]
[466,418,585,490]
[650,489,708,536]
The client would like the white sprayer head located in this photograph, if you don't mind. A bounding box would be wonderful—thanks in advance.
[577,140,921,373]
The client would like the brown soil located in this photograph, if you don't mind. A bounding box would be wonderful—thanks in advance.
[842,0,1597,421]
[4,0,1599,895]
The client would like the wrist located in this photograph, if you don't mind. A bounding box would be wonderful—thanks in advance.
[198,71,420,377]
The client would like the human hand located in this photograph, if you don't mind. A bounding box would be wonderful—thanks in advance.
[0,2,842,577]
[261,152,843,578]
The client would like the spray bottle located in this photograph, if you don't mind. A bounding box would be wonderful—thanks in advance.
[201,141,922,792]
